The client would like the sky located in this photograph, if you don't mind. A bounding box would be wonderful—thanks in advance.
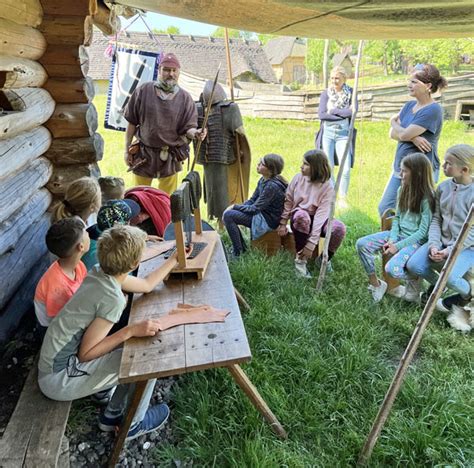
[122,12,217,36]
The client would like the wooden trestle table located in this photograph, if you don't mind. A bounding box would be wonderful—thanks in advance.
[109,237,287,466]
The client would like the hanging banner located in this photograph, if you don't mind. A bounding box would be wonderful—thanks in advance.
[105,47,160,131]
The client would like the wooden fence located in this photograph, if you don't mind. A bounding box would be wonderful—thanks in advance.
[180,72,474,121]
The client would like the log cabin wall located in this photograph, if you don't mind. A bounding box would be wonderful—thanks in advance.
[0,0,103,342]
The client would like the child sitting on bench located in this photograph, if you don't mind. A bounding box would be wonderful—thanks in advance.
[278,150,346,277]
[223,153,287,257]
[38,225,171,440]
[34,218,90,332]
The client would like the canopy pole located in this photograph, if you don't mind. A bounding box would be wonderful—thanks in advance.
[316,40,364,291]
[224,28,245,200]
[358,205,473,465]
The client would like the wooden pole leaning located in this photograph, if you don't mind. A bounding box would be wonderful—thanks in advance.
[224,28,245,202]
[358,205,473,466]
[316,40,364,291]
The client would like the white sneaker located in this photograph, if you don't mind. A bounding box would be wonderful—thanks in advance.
[387,285,406,298]
[295,258,311,278]
[368,279,388,303]
[336,197,349,211]
[446,306,472,333]
[403,278,423,303]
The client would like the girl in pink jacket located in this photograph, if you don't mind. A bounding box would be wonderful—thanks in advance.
[278,150,346,277]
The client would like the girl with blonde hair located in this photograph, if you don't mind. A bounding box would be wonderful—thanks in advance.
[52,177,101,224]
[407,144,473,312]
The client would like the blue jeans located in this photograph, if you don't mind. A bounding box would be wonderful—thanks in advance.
[356,230,420,280]
[406,243,474,297]
[322,121,351,197]
[223,209,253,256]
[378,169,439,217]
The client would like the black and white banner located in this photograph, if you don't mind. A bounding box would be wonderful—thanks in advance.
[105,47,160,131]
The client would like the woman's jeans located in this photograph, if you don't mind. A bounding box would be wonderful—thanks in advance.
[322,120,351,198]
[378,168,440,217]
[406,244,473,298]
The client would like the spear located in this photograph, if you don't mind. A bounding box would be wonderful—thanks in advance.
[190,65,221,171]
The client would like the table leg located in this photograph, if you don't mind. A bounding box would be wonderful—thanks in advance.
[227,364,287,440]
[109,380,148,467]
[234,288,250,312]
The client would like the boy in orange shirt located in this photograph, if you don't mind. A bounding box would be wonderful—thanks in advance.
[34,217,90,329]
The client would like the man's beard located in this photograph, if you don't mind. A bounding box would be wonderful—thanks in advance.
[156,77,178,93]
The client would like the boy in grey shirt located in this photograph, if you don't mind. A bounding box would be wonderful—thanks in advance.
[38,225,169,439]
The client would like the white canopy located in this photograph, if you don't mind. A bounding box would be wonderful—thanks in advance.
[114,0,474,39]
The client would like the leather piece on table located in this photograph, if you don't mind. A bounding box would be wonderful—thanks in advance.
[157,305,230,331]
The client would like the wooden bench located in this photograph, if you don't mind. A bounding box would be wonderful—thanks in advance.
[0,361,71,468]
[381,209,400,292]
[454,99,474,126]
[251,230,325,258]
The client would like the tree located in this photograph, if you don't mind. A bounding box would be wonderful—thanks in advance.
[305,39,338,76]
[211,27,252,40]
[364,40,403,75]
[152,25,181,34]
[256,33,274,45]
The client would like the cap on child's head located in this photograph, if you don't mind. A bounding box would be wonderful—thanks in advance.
[97,199,141,232]
[46,217,86,258]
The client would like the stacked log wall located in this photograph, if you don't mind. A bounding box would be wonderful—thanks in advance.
[0,0,103,342]
[0,0,53,341]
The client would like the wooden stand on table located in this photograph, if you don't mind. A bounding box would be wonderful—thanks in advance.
[170,197,218,280]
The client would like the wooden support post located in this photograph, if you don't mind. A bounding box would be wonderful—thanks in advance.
[174,221,187,269]
[224,28,245,202]
[234,288,250,312]
[194,208,202,235]
[316,40,364,291]
[227,364,287,440]
[109,380,148,468]
[357,206,474,465]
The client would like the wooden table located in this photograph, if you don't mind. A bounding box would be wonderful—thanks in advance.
[109,237,286,466]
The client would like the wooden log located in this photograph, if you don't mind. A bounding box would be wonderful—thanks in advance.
[40,0,91,16]
[0,157,52,223]
[0,254,50,344]
[44,133,103,166]
[0,188,52,256]
[0,18,46,61]
[45,103,98,138]
[39,15,86,46]
[40,44,89,78]
[0,56,48,88]
[0,126,52,180]
[47,163,100,197]
[0,88,55,140]
[43,76,95,103]
[0,213,50,310]
[92,1,120,36]
[0,0,42,27]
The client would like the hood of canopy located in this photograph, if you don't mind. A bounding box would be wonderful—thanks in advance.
[112,0,474,39]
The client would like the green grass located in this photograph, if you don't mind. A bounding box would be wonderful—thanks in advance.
[93,94,474,466]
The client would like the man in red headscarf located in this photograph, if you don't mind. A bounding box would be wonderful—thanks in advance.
[123,53,206,194]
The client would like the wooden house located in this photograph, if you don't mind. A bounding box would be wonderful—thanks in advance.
[332,51,354,78]
[264,37,307,85]
[87,30,276,94]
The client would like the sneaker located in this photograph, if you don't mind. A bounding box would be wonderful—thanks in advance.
[403,278,423,303]
[295,258,311,278]
[91,387,116,406]
[315,256,333,273]
[387,285,406,298]
[99,412,123,432]
[126,403,170,441]
[368,279,388,303]
[436,294,471,313]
